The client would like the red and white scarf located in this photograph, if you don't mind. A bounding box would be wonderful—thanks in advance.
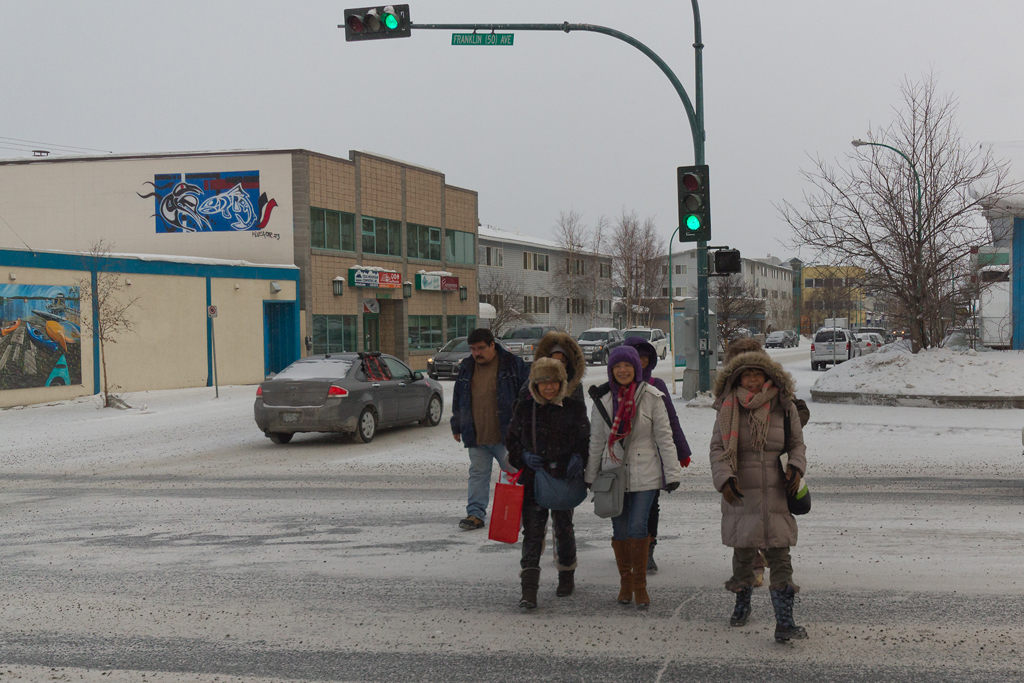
[607,382,638,464]
[717,380,778,472]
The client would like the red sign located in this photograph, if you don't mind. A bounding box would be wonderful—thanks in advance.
[377,272,402,289]
[440,276,459,291]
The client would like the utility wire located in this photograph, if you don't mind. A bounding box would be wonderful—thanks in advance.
[0,211,33,253]
[0,136,112,154]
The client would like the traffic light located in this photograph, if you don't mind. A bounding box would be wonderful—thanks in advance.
[342,5,411,41]
[677,164,710,242]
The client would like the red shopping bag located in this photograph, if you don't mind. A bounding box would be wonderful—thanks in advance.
[488,469,524,544]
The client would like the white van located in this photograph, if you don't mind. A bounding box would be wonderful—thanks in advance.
[811,328,854,371]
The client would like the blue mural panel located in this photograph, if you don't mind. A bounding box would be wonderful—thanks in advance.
[0,285,82,390]
[138,171,278,233]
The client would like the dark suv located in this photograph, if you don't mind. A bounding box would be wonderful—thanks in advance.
[576,328,625,365]
[499,325,559,363]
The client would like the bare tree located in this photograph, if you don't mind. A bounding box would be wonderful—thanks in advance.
[611,210,665,329]
[479,268,533,336]
[587,215,609,328]
[780,72,1021,352]
[551,210,591,335]
[77,240,141,408]
[709,274,764,355]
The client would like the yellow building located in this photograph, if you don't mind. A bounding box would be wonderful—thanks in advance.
[800,265,870,330]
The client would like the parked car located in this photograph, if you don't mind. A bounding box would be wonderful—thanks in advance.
[576,327,625,365]
[254,353,444,444]
[765,330,799,348]
[855,332,885,355]
[499,325,559,363]
[621,327,669,359]
[427,337,510,379]
[810,327,855,370]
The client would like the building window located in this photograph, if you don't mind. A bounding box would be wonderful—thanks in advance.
[311,208,356,252]
[408,315,443,350]
[566,298,586,315]
[567,258,585,275]
[447,315,477,341]
[479,293,504,308]
[600,263,612,278]
[675,264,681,275]
[662,265,668,275]
[408,224,442,261]
[662,287,669,297]
[311,314,356,354]
[675,287,682,297]
[524,296,550,314]
[523,251,549,271]
[362,216,402,256]
[599,299,613,314]
[762,288,768,297]
[446,230,475,264]
[479,245,503,267]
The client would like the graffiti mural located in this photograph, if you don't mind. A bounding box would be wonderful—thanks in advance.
[138,171,278,233]
[0,285,82,391]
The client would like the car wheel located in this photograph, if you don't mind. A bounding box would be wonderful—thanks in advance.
[268,431,293,444]
[422,394,442,426]
[660,347,667,359]
[602,350,609,365]
[357,406,377,443]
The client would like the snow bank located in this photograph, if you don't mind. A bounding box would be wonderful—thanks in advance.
[812,346,1024,397]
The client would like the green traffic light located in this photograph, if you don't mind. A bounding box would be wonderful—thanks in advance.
[685,214,702,231]
[384,13,399,29]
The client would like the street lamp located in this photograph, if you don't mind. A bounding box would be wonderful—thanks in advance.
[851,139,926,348]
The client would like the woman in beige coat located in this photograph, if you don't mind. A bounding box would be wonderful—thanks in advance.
[585,345,682,608]
[710,350,808,643]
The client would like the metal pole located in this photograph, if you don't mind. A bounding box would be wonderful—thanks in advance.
[668,226,679,393]
[691,1,710,392]
[212,318,219,399]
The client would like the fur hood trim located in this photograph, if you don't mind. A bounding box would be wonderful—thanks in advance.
[529,357,568,405]
[712,351,796,404]
[534,331,586,395]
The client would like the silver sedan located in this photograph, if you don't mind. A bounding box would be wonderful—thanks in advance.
[254,353,444,444]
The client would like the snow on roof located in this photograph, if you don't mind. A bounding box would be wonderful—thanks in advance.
[478,225,613,258]
[478,303,497,319]
[5,247,297,270]
[351,265,398,272]
[980,264,1010,272]
[417,270,453,276]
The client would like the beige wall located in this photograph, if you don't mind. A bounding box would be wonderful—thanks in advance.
[0,153,295,264]
[0,266,93,407]
[0,259,298,407]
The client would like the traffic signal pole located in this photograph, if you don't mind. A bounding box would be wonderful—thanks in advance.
[412,13,711,391]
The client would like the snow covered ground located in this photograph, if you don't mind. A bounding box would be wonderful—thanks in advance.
[0,349,1022,681]
[811,345,1024,398]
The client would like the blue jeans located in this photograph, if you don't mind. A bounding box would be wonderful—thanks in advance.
[466,444,511,520]
[611,489,659,541]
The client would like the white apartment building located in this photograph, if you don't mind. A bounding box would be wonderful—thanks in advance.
[477,226,614,334]
[659,250,797,332]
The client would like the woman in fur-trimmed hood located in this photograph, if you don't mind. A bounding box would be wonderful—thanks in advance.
[519,331,587,404]
[506,357,590,607]
[709,350,809,643]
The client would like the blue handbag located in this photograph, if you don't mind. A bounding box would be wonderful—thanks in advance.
[529,402,587,511]
[534,467,588,510]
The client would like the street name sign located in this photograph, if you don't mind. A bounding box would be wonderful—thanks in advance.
[452,33,514,46]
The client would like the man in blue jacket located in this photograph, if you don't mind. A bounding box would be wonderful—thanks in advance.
[451,328,529,530]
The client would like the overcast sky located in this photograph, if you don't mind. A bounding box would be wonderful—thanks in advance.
[2,1,1022,262]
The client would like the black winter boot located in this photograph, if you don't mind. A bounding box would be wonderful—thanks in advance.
[730,585,753,627]
[519,568,540,609]
[770,585,808,642]
[647,543,658,573]
[556,570,575,597]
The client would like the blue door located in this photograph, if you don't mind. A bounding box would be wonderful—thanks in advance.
[264,302,298,376]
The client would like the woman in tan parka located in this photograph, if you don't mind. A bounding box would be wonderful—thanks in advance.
[710,350,808,643]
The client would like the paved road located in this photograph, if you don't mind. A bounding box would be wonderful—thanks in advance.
[1,350,1022,682]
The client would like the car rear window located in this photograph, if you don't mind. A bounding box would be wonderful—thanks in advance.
[814,331,846,343]
[767,332,785,340]
[502,327,544,339]
[579,331,608,341]
[441,338,469,352]
[623,330,652,340]
[274,359,354,380]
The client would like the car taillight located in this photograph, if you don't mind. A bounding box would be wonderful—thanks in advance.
[256,386,262,396]
[846,342,850,351]
[810,343,815,351]
[328,385,348,397]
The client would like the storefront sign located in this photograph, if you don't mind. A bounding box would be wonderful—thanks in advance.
[415,274,460,291]
[349,267,402,289]
[362,299,380,314]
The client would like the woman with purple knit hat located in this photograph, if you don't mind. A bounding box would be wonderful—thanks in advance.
[584,345,682,608]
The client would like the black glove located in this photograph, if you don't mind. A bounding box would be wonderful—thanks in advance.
[566,454,584,479]
[722,478,744,506]
[522,451,545,470]
[664,481,680,493]
[785,465,802,496]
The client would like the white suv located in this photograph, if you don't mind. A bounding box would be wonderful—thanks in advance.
[621,327,669,359]
[810,328,854,370]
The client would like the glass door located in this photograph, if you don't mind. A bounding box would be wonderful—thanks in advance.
[363,313,380,352]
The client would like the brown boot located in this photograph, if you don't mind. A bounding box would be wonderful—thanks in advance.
[611,540,632,604]
[631,537,651,607]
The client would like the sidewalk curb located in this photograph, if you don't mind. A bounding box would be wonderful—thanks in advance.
[810,389,1024,409]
